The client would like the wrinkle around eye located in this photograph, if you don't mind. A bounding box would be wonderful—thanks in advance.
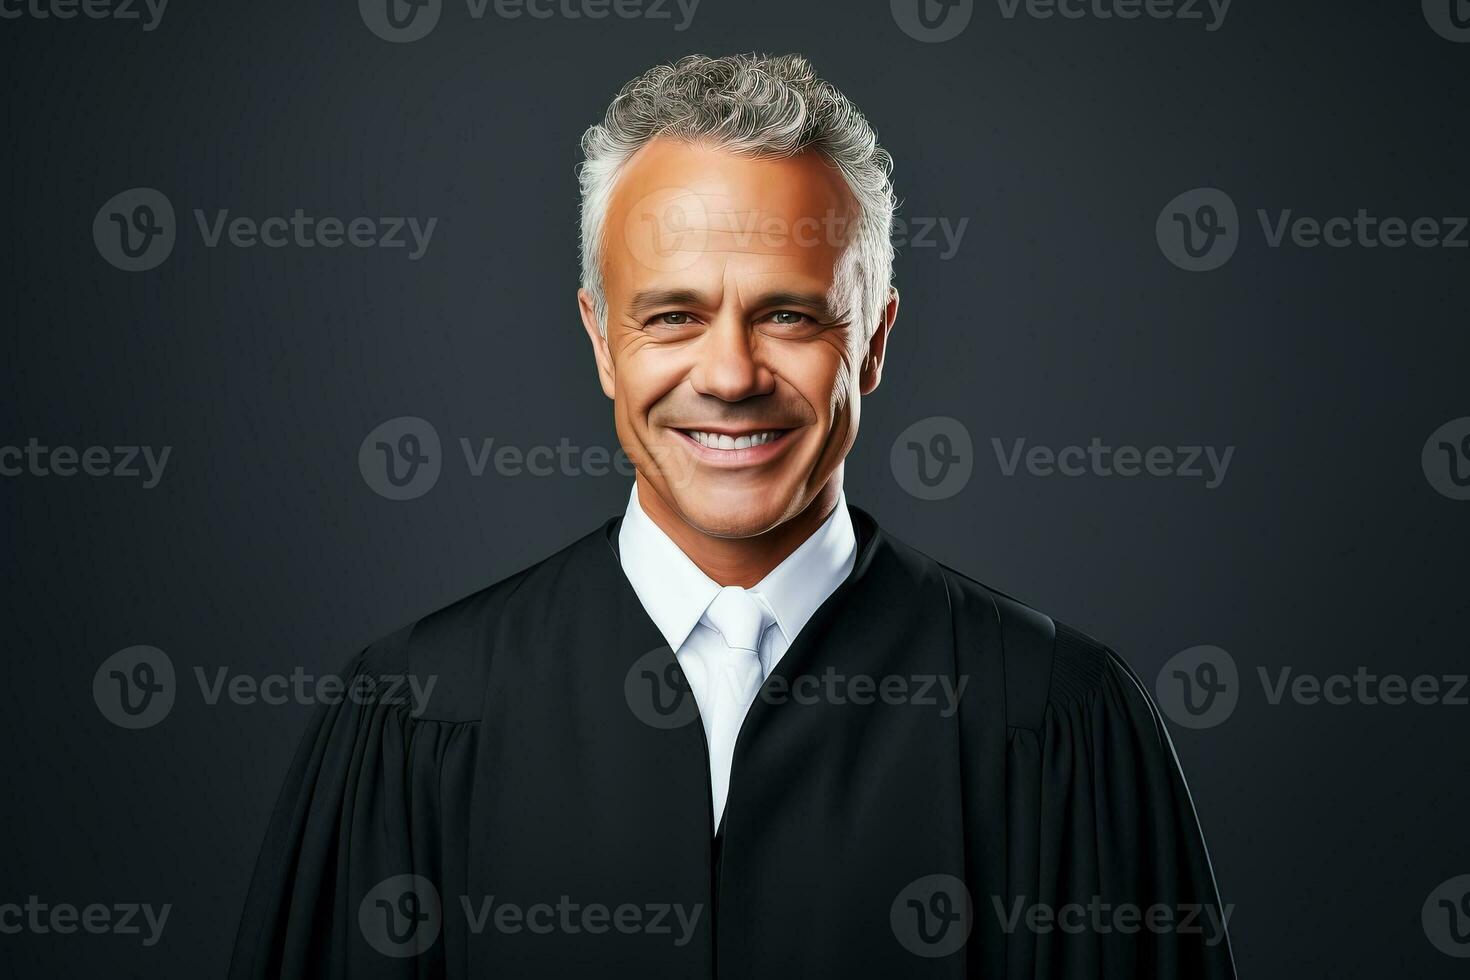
[611,322,654,354]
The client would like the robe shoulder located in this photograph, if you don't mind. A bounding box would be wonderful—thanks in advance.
[897,539,1137,733]
[351,521,615,722]
[917,551,1237,979]
[228,523,616,979]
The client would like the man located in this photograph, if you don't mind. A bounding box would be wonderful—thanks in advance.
[231,53,1235,979]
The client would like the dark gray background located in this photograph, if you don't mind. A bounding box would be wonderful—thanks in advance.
[3,0,1468,976]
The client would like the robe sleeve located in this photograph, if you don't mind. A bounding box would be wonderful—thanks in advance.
[1003,631,1237,979]
[227,634,480,980]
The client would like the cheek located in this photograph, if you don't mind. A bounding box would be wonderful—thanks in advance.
[778,344,855,423]
[615,345,689,413]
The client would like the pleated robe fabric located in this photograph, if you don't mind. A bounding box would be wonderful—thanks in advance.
[229,506,1236,979]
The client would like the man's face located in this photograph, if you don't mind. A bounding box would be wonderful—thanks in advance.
[580,139,896,538]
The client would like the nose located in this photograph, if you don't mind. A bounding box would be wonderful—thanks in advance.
[689,317,774,402]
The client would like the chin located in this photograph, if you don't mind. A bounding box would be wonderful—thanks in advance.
[667,482,798,539]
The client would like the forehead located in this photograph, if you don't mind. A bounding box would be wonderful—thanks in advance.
[603,138,858,302]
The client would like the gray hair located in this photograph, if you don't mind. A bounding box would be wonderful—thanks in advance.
[577,53,897,341]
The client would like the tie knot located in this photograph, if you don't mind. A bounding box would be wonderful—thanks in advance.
[703,586,771,655]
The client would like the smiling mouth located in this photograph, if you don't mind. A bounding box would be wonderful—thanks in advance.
[677,428,792,451]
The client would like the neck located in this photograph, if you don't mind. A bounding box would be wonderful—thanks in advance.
[635,473,843,588]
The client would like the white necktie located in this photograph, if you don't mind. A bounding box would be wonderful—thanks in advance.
[699,585,772,832]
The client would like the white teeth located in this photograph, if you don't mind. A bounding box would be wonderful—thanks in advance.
[686,430,781,450]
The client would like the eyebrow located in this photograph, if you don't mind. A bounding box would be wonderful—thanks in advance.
[627,288,840,321]
[627,289,712,316]
[754,291,838,319]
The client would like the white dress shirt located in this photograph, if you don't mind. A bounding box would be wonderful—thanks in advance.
[617,483,857,830]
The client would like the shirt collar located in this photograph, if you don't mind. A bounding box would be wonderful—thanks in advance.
[617,483,857,653]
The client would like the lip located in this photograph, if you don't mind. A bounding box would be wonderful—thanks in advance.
[672,427,797,467]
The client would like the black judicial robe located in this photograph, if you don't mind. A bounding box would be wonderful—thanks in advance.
[229,506,1236,979]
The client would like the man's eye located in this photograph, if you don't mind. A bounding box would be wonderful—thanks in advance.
[650,312,694,327]
[768,311,811,326]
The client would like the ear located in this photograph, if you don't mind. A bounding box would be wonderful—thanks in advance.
[578,288,617,400]
[858,287,900,395]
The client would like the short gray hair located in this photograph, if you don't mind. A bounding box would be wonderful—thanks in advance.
[578,53,897,340]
